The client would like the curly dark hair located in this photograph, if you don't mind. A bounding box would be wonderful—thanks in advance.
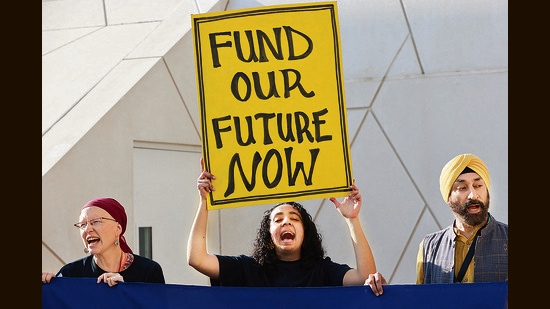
[252,201,325,272]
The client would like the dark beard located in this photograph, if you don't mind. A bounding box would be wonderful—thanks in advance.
[449,197,490,226]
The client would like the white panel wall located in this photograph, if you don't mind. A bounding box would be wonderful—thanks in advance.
[42,0,507,285]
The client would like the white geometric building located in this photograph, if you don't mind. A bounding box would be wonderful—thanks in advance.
[42,0,508,285]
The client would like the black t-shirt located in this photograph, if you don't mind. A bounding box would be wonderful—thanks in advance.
[56,254,165,283]
[212,254,351,287]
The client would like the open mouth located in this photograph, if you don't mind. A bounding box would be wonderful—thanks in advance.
[281,231,295,242]
[87,237,100,245]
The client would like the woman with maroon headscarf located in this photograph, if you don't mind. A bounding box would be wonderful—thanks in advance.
[42,197,165,286]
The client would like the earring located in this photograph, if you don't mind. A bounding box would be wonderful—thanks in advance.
[83,247,89,254]
[115,239,120,246]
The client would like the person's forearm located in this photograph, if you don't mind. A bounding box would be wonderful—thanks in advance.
[187,197,209,268]
[346,217,377,283]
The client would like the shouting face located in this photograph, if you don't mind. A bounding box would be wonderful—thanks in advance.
[269,204,305,261]
[448,172,490,227]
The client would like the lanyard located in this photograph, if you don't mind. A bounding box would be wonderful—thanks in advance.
[454,228,481,283]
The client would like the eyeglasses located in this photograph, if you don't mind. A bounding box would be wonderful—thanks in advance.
[74,217,117,230]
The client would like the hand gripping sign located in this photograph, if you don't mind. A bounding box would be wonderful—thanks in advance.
[192,1,353,209]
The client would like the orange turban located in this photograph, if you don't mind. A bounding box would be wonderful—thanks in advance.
[439,153,491,202]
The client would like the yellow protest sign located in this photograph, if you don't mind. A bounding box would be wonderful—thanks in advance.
[192,1,353,209]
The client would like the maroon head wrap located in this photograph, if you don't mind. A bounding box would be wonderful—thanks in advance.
[82,197,133,254]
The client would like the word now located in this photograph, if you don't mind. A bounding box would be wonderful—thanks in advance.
[224,147,320,197]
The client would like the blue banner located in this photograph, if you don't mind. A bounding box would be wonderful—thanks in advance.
[42,277,507,309]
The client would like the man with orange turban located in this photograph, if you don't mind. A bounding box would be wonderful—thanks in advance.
[416,153,508,284]
[365,153,508,295]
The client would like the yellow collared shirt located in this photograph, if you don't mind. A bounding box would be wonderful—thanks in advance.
[416,225,482,284]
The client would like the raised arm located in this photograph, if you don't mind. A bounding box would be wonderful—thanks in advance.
[329,183,377,286]
[186,158,221,280]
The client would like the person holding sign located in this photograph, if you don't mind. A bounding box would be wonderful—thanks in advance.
[187,158,382,287]
[365,153,508,296]
[42,197,165,286]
